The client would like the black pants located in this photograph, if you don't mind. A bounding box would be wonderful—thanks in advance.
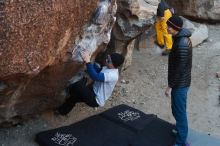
[57,78,99,115]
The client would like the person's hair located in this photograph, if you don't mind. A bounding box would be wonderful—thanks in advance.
[110,53,125,68]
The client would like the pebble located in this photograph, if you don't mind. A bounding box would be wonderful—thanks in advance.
[121,79,129,84]
[121,79,126,84]
[120,88,128,97]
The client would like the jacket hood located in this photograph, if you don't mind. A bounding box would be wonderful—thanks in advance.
[175,28,192,38]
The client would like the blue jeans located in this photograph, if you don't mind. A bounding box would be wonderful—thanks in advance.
[171,87,189,145]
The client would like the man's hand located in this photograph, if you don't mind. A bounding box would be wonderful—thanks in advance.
[80,51,91,63]
[165,86,172,97]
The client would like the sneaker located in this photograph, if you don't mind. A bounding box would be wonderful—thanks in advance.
[54,97,76,116]
[154,41,165,49]
[185,142,190,146]
[161,49,170,56]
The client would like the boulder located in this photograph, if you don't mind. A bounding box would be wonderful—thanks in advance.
[0,0,117,125]
[109,0,157,69]
[182,17,209,47]
[166,0,220,21]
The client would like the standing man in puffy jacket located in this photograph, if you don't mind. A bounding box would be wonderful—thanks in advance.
[155,0,173,56]
[165,15,192,146]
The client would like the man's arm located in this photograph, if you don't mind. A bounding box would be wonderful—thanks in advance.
[165,86,172,97]
[81,51,105,82]
[93,62,102,73]
[86,63,104,81]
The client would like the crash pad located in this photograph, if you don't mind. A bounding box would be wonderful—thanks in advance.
[36,104,175,146]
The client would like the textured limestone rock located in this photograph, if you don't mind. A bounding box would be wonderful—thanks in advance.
[182,17,209,47]
[166,0,220,21]
[72,0,117,63]
[135,25,156,50]
[0,0,117,125]
[114,0,156,41]
[109,0,157,69]
[121,39,136,71]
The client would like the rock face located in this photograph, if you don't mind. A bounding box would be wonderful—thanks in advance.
[182,17,209,47]
[0,0,156,125]
[166,0,220,21]
[0,0,117,125]
[109,0,157,70]
[0,0,98,77]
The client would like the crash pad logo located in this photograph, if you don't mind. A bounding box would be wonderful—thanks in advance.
[117,110,141,122]
[51,132,77,146]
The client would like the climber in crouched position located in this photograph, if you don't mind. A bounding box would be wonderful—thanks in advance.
[55,51,124,115]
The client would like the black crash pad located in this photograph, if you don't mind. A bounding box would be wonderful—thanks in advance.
[100,104,156,133]
[36,104,175,146]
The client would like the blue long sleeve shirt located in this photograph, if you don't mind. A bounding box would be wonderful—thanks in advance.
[86,63,105,81]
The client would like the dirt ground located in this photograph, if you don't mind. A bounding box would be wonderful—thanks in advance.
[0,25,220,146]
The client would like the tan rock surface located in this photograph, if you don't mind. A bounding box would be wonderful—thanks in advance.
[166,0,220,21]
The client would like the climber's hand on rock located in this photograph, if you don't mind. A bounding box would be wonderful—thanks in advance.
[81,51,91,63]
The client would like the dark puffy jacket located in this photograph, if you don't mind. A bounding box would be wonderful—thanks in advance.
[157,0,170,17]
[168,28,192,88]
